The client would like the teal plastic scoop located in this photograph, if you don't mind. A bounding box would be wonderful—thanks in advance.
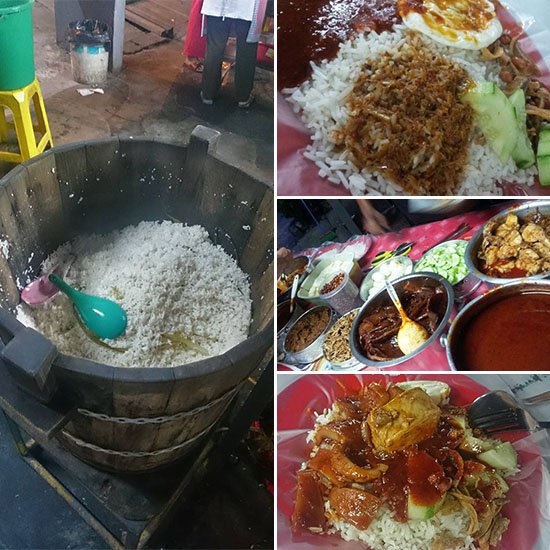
[49,274,127,340]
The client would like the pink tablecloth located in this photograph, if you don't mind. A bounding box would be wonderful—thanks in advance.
[277,203,520,372]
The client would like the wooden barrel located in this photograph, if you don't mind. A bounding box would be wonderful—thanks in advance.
[0,133,273,472]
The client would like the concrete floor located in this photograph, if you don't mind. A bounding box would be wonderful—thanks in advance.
[1,0,274,182]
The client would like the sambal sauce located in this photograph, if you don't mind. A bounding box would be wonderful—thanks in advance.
[278,0,401,89]
[459,292,550,371]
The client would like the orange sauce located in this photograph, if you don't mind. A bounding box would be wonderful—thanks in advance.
[459,293,550,371]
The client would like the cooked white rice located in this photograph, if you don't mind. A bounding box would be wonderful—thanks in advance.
[285,25,537,195]
[16,221,251,368]
[329,503,475,550]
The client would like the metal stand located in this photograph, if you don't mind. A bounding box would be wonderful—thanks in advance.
[0,355,273,549]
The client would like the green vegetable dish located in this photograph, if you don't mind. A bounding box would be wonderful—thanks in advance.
[415,240,469,285]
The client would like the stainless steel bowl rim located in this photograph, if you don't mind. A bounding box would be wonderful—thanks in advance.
[445,278,550,370]
[465,201,550,285]
[282,305,337,361]
[350,272,455,368]
[276,299,303,337]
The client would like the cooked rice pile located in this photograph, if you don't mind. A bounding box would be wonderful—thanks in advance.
[16,221,252,368]
[286,26,537,195]
[334,33,473,195]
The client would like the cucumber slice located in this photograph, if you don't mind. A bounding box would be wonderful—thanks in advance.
[477,441,518,474]
[407,493,445,520]
[462,81,518,162]
[539,126,550,144]
[537,155,550,186]
[509,89,536,168]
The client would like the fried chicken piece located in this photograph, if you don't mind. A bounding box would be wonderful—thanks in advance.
[516,247,541,274]
[367,388,441,452]
[521,222,546,243]
[495,214,518,238]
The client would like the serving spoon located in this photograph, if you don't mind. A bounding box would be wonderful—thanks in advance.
[289,274,300,314]
[49,274,127,340]
[21,254,76,305]
[384,280,429,355]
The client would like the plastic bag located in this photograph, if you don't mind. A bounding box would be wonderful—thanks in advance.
[277,373,550,550]
[277,1,550,196]
[68,19,111,45]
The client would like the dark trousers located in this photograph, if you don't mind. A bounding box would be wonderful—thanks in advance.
[202,16,258,102]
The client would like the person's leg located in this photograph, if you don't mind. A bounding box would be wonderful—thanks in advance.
[233,19,258,104]
[183,0,207,60]
[202,16,230,101]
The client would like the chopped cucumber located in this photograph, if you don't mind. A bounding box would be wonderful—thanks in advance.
[538,140,550,157]
[537,127,550,185]
[493,472,509,493]
[461,81,518,162]
[407,493,445,520]
[449,414,466,429]
[414,240,469,285]
[537,155,550,186]
[477,441,518,475]
[509,89,535,169]
[538,126,550,150]
[460,433,486,454]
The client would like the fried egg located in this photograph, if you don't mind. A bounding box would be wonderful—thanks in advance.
[398,0,503,50]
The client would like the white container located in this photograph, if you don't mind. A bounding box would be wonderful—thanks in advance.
[70,43,109,86]
[360,256,414,301]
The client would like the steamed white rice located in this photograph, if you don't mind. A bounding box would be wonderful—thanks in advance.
[329,503,475,550]
[285,25,537,196]
[16,221,252,368]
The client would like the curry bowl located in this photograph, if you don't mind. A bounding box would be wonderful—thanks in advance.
[465,200,550,286]
[350,273,454,368]
[445,280,550,371]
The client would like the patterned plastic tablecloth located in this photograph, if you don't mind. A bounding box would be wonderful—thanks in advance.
[278,203,521,372]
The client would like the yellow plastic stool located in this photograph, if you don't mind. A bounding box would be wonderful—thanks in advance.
[0,78,53,164]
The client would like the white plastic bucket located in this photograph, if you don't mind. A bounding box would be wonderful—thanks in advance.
[70,43,108,86]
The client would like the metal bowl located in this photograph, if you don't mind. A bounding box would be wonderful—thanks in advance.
[350,273,454,368]
[277,299,304,337]
[277,255,311,303]
[360,256,414,302]
[445,279,550,371]
[283,305,337,364]
[465,200,550,286]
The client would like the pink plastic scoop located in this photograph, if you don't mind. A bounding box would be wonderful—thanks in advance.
[21,255,75,305]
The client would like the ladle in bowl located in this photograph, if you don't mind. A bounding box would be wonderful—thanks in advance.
[49,274,127,340]
[384,280,429,355]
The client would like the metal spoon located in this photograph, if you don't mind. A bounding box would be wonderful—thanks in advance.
[384,280,429,355]
[289,275,300,314]
[49,274,127,340]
